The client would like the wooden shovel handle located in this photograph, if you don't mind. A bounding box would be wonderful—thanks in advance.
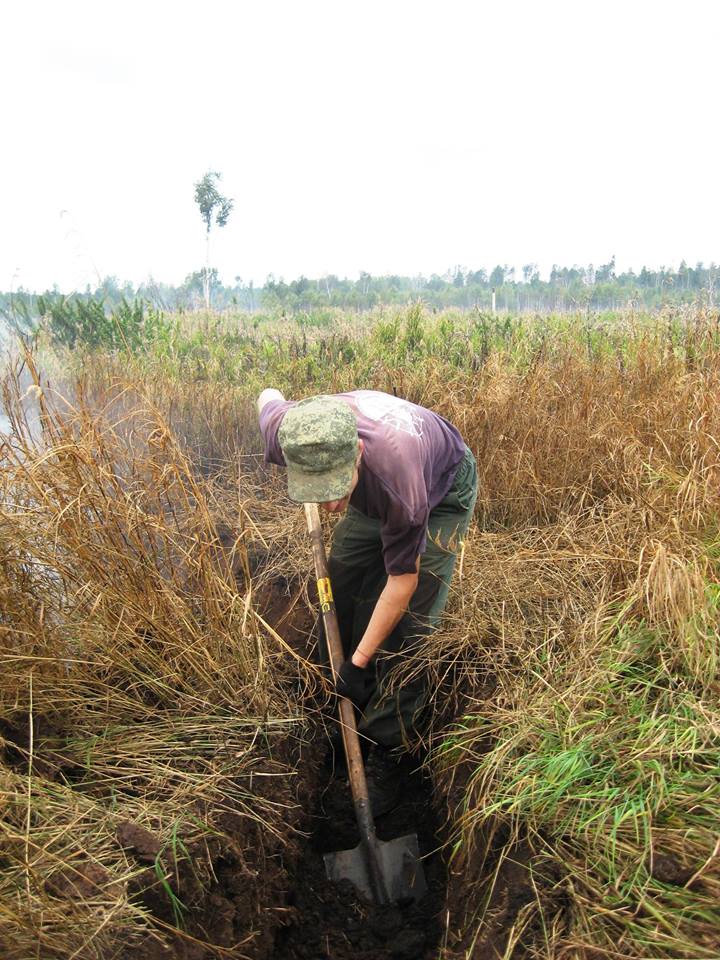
[304,503,389,904]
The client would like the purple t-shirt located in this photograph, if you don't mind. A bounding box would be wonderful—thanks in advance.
[259,390,466,575]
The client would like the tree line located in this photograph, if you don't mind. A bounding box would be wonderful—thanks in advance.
[2,257,717,327]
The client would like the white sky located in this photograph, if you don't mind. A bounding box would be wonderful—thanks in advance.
[1,0,718,292]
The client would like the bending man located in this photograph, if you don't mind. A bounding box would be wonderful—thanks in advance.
[257,388,477,813]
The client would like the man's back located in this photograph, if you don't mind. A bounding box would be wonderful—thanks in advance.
[259,390,466,574]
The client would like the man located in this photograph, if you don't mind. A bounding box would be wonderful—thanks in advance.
[257,388,477,813]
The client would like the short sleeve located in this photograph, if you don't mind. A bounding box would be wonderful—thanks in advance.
[258,399,294,465]
[380,500,429,575]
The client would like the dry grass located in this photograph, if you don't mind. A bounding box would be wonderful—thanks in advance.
[405,333,720,958]
[0,349,313,958]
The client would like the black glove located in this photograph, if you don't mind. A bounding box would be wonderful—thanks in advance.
[336,659,373,709]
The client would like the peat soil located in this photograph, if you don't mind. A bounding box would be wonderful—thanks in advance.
[271,744,447,960]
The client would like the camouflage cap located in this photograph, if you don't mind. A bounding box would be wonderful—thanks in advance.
[278,395,359,503]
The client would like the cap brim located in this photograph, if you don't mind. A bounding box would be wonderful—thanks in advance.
[286,458,356,503]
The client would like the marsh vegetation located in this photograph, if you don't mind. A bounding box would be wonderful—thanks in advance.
[1,304,718,958]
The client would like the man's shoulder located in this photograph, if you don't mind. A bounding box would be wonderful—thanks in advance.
[259,397,294,430]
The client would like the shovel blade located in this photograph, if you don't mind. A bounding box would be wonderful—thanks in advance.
[324,833,427,903]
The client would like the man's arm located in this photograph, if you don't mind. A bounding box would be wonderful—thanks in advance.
[257,388,285,414]
[350,560,420,668]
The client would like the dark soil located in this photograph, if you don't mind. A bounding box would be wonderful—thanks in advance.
[117,736,310,960]
[271,746,447,960]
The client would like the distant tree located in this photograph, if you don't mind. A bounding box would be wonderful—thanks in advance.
[1,287,36,339]
[290,276,309,295]
[321,274,340,300]
[489,265,506,287]
[638,266,654,288]
[194,171,233,310]
[596,256,616,284]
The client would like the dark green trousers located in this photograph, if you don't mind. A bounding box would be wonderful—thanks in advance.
[324,447,478,749]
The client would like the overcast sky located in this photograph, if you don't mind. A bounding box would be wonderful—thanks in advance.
[1,0,718,292]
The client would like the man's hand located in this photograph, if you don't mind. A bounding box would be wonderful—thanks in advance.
[257,388,286,414]
[336,658,373,708]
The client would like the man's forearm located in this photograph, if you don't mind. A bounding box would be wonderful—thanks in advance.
[351,570,418,668]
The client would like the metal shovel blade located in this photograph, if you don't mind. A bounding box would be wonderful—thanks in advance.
[324,833,427,903]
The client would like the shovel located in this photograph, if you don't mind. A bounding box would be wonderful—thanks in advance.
[304,503,427,905]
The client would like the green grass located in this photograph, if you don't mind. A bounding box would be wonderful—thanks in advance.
[438,602,720,957]
[61,302,715,393]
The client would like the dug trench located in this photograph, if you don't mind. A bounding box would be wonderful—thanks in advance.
[254,574,447,960]
[271,742,447,960]
[247,573,546,960]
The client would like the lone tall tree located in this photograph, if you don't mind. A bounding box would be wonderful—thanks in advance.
[194,171,233,310]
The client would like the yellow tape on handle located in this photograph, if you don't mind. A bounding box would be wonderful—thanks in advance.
[317,576,334,613]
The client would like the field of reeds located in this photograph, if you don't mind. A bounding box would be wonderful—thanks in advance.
[1,303,719,959]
